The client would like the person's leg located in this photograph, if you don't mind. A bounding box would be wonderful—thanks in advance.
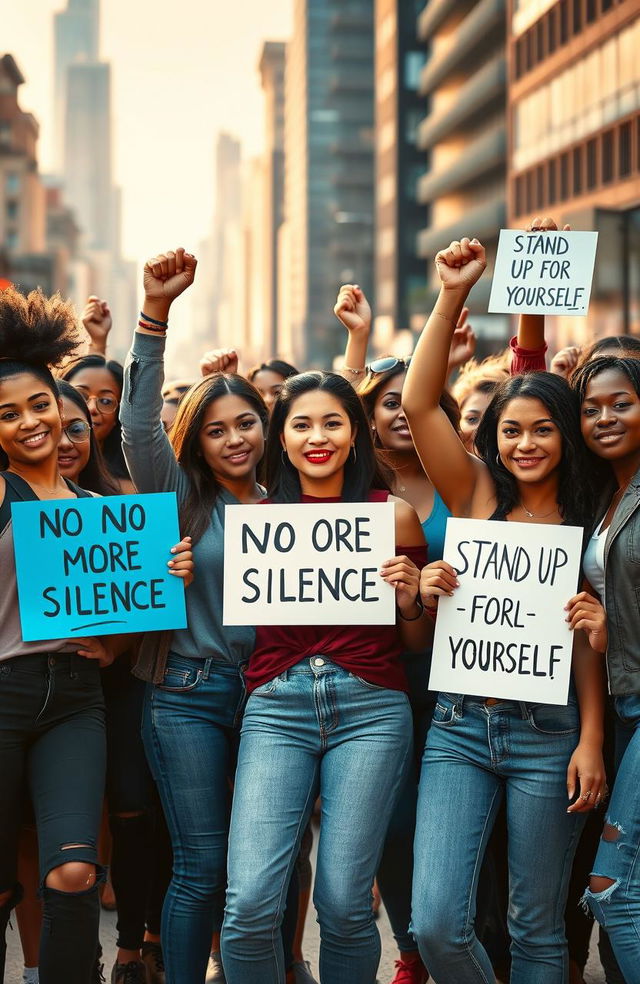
[411,696,503,984]
[504,699,585,984]
[313,670,412,984]
[16,825,42,974]
[142,659,242,984]
[29,656,106,984]
[376,767,419,955]
[222,668,321,984]
[581,695,640,983]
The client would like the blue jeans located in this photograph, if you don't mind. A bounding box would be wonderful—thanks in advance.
[221,657,412,984]
[412,693,585,984]
[142,654,245,984]
[582,693,640,983]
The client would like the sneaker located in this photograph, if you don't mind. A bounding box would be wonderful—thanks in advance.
[205,951,226,984]
[110,961,148,984]
[292,960,319,984]
[141,942,165,984]
[389,956,429,984]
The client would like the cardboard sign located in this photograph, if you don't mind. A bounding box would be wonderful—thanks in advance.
[223,502,396,626]
[12,493,187,640]
[488,229,598,316]
[429,518,583,705]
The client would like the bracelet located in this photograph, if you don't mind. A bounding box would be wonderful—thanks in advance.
[342,365,365,375]
[433,310,456,328]
[138,319,167,334]
[398,597,425,621]
[140,310,169,327]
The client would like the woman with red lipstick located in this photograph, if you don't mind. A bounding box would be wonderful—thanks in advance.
[221,370,431,984]
[571,355,640,982]
[402,238,608,984]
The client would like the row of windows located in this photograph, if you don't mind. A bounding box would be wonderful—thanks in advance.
[513,114,639,216]
[514,0,623,79]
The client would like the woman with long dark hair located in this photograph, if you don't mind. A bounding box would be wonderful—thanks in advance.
[571,355,640,982]
[402,238,607,984]
[221,370,431,984]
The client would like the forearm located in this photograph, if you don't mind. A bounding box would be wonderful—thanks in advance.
[397,602,433,650]
[339,329,369,385]
[403,287,467,415]
[572,633,606,744]
[516,313,545,351]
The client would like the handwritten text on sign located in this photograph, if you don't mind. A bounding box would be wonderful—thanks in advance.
[488,229,598,316]
[223,502,396,626]
[430,518,583,704]
[12,493,187,641]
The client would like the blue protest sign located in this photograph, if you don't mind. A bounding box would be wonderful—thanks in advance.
[11,492,188,641]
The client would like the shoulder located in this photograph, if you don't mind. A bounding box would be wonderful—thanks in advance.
[389,495,425,547]
[0,474,5,507]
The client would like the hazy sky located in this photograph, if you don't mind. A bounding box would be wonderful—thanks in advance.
[3,0,293,263]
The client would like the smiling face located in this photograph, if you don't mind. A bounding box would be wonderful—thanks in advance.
[281,389,355,493]
[371,370,413,450]
[0,372,63,468]
[497,396,562,484]
[581,368,640,463]
[198,392,265,484]
[251,368,286,414]
[69,366,120,443]
[460,388,494,453]
[57,394,91,481]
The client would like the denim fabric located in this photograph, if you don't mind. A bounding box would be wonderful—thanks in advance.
[221,657,412,984]
[582,693,640,983]
[142,654,245,984]
[412,693,585,984]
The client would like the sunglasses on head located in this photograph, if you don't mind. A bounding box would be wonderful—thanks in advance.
[366,356,412,376]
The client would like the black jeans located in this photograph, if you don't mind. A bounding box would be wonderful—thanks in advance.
[0,652,105,982]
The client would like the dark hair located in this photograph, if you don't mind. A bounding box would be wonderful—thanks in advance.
[358,365,460,441]
[265,371,392,503]
[58,354,130,482]
[0,286,81,470]
[170,373,269,544]
[248,359,299,383]
[56,380,119,495]
[474,372,595,526]
[579,335,640,367]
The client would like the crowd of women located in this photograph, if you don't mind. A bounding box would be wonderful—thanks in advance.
[0,217,638,984]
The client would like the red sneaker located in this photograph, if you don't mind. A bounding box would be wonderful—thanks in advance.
[388,957,429,984]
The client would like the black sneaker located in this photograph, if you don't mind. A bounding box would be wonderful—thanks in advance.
[110,961,148,984]
[141,942,166,984]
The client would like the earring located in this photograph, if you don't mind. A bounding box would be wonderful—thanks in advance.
[351,445,357,463]
[281,449,288,465]
[495,453,502,467]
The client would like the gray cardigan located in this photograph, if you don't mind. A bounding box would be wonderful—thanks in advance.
[120,331,255,683]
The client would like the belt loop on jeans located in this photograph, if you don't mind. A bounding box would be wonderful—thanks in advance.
[519,701,529,720]
[201,657,213,681]
[455,694,465,715]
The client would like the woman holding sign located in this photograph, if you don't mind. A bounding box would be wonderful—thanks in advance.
[402,239,607,984]
[572,355,640,982]
[220,370,431,984]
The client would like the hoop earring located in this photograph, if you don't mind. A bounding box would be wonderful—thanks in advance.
[351,445,357,463]
[495,453,502,467]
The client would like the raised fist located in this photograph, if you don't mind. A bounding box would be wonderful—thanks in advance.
[334,284,372,336]
[200,348,239,377]
[435,238,486,292]
[81,295,112,353]
[143,248,197,306]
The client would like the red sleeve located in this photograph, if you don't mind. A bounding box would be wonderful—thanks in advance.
[509,335,547,375]
[400,544,428,569]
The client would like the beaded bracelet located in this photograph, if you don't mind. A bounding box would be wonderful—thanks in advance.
[138,319,167,334]
[140,310,169,327]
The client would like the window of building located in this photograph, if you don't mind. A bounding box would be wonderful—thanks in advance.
[536,165,545,209]
[548,158,557,203]
[5,200,18,222]
[559,1,569,44]
[5,229,18,251]
[573,0,582,33]
[586,0,597,23]
[587,138,598,190]
[619,122,632,177]
[573,146,583,194]
[5,172,20,195]
[560,152,570,199]
[404,52,425,92]
[602,130,614,183]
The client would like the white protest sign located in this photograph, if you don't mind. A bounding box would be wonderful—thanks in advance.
[430,518,583,705]
[223,502,396,626]
[488,229,598,316]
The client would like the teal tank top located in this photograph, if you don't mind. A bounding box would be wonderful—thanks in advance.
[421,490,450,563]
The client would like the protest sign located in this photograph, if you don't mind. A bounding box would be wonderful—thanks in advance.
[488,229,598,316]
[429,518,583,704]
[223,502,396,626]
[12,493,187,640]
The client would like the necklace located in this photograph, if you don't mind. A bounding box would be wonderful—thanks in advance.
[10,473,65,496]
[519,502,558,519]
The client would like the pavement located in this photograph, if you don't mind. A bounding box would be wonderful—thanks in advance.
[5,897,608,983]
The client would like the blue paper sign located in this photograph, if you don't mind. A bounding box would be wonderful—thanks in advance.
[11,493,188,641]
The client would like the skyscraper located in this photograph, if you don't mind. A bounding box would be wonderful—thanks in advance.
[259,41,287,359]
[53,0,100,172]
[282,0,376,368]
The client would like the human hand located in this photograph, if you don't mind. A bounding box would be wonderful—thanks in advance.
[168,536,194,587]
[566,591,607,654]
[567,741,607,813]
[419,560,459,615]
[435,238,486,293]
[199,348,239,376]
[142,247,197,322]
[81,295,112,352]
[334,284,372,336]
[381,555,421,616]
[550,346,580,379]
[76,636,116,668]
[447,307,476,372]
[527,215,571,233]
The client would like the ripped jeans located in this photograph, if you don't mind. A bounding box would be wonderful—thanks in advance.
[582,693,640,983]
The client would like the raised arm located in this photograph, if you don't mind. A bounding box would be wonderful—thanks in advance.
[120,248,197,497]
[334,284,371,386]
[403,238,490,516]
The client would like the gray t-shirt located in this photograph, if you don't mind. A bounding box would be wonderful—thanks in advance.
[120,331,255,665]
